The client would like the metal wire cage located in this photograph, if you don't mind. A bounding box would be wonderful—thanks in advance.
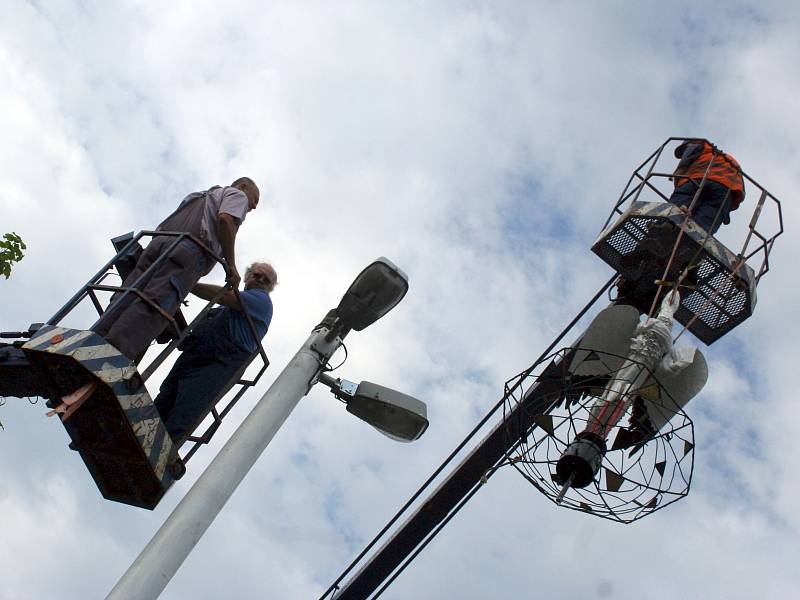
[594,137,783,345]
[502,347,695,524]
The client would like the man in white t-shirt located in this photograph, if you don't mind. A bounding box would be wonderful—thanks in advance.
[93,177,260,361]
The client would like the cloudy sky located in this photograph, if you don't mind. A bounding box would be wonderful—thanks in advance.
[1,1,798,598]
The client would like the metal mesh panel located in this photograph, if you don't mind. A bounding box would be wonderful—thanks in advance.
[592,203,756,345]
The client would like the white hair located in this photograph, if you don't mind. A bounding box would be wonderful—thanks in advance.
[244,262,277,292]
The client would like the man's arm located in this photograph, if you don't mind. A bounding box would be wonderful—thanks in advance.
[216,213,241,288]
[190,283,242,310]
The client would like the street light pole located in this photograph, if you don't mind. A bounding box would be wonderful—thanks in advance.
[107,324,342,600]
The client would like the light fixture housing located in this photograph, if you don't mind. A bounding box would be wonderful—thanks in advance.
[336,257,409,332]
[346,381,429,442]
[318,374,429,442]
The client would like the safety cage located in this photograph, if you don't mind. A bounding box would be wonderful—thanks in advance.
[0,231,269,509]
[593,137,783,345]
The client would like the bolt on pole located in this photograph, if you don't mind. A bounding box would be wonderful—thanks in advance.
[107,324,342,600]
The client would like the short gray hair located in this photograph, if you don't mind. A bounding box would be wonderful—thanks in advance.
[231,176,257,189]
[245,262,277,292]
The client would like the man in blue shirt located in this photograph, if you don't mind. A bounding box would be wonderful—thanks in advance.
[153,261,276,445]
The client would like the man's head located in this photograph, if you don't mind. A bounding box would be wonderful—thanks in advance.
[244,262,277,293]
[231,177,260,211]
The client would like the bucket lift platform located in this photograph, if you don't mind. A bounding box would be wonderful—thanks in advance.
[2,230,270,510]
[321,139,784,599]
[592,200,756,345]
[23,325,176,509]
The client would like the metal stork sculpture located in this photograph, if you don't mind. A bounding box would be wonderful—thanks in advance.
[322,137,784,598]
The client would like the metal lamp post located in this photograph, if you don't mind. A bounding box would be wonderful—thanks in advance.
[107,258,427,600]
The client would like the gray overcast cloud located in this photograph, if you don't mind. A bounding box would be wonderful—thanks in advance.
[1,1,798,599]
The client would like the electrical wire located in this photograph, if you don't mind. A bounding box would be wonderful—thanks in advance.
[320,275,617,600]
[324,342,348,373]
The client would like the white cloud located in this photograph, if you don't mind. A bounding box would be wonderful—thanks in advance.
[1,1,798,598]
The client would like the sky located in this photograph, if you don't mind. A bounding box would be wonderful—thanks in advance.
[1,1,799,598]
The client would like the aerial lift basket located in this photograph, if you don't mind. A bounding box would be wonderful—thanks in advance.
[23,326,175,509]
[592,200,756,345]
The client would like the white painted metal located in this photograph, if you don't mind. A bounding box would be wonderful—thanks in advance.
[107,326,341,600]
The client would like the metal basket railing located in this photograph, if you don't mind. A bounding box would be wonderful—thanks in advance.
[42,230,270,464]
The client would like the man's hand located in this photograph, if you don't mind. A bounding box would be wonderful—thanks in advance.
[216,212,241,288]
[226,265,241,289]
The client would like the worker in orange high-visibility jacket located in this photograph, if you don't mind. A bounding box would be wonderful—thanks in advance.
[668,139,745,234]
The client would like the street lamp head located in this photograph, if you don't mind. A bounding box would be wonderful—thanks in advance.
[346,381,429,442]
[336,257,409,332]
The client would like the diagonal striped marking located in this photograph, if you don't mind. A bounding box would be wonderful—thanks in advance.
[110,379,132,398]
[117,392,150,411]
[126,404,159,423]
[81,354,132,373]
[93,364,138,385]
[71,343,126,363]
[133,418,160,454]
[147,423,166,468]
[24,326,68,351]
[154,430,173,481]
[54,331,107,356]
[45,330,94,354]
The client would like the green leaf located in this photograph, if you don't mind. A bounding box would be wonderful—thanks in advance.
[0,232,26,279]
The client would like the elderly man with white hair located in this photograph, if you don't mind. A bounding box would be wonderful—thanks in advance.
[153,261,277,446]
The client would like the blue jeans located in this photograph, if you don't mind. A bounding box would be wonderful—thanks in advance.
[154,332,251,443]
[668,181,732,235]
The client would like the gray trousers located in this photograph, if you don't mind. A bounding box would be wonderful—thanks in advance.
[93,236,212,361]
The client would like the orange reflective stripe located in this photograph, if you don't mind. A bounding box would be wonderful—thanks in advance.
[677,142,744,208]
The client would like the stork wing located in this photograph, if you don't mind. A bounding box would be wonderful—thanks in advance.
[640,347,708,432]
[569,304,640,376]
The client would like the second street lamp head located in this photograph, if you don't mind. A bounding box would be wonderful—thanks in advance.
[346,381,429,442]
[317,374,429,443]
[336,257,409,331]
